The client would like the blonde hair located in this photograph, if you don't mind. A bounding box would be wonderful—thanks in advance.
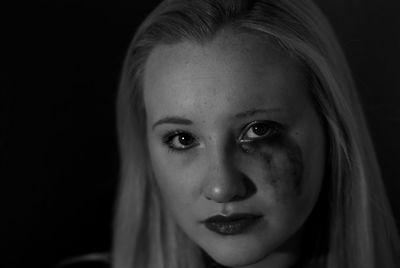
[113,0,400,267]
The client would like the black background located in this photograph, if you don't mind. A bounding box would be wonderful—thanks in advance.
[2,1,400,268]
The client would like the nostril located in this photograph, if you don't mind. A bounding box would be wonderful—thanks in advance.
[203,174,256,203]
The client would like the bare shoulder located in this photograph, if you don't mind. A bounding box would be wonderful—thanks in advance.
[55,253,110,268]
[57,262,109,268]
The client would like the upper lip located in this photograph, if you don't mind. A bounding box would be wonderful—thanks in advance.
[202,213,262,223]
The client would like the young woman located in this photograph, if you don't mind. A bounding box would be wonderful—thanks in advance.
[113,0,400,267]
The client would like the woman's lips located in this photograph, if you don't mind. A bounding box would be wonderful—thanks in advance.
[202,213,262,235]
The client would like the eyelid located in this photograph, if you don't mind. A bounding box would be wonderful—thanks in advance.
[237,120,283,143]
[162,130,200,152]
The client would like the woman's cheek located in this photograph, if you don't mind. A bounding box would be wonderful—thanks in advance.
[239,137,304,204]
[152,151,203,207]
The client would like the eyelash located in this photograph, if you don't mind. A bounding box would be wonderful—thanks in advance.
[237,120,284,143]
[162,121,284,153]
[162,130,199,153]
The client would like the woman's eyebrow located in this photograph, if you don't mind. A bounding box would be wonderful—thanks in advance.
[235,108,285,119]
[152,116,193,130]
[152,109,285,129]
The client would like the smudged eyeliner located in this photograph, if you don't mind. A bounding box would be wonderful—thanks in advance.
[237,120,286,144]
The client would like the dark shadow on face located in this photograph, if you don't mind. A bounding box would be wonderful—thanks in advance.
[239,133,304,203]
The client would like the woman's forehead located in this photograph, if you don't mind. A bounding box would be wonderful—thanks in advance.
[143,31,309,126]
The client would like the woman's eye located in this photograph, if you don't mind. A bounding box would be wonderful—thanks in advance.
[238,121,282,142]
[163,131,199,151]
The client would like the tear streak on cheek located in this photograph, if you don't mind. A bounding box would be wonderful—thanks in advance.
[244,138,304,202]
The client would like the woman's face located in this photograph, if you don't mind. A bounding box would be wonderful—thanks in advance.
[144,30,326,268]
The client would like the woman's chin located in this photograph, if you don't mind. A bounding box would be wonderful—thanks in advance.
[198,225,303,268]
[208,251,266,267]
[205,246,298,268]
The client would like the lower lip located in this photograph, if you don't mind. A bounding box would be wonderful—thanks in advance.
[204,216,262,235]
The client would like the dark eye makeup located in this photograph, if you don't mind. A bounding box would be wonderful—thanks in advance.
[237,120,284,143]
[161,120,285,153]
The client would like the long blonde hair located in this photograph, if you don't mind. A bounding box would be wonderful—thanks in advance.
[113,0,400,267]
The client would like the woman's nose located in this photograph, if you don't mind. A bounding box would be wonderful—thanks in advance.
[202,148,254,203]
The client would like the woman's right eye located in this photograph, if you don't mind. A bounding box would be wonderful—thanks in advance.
[162,131,199,152]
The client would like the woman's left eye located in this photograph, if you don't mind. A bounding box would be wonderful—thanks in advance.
[238,121,282,142]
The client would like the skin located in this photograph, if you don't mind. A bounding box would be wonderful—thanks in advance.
[144,29,326,268]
